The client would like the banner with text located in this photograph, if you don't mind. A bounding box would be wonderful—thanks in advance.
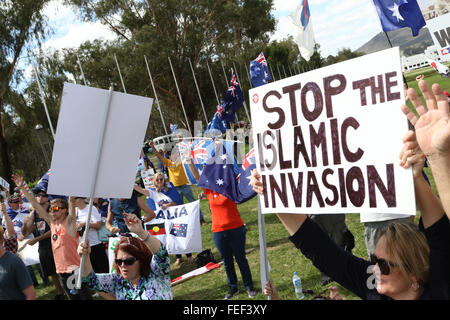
[249,47,415,215]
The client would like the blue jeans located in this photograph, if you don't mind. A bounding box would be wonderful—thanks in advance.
[213,225,253,290]
[175,184,205,222]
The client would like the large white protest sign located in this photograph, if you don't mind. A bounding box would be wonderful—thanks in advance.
[17,241,40,266]
[249,47,415,215]
[47,83,152,198]
[426,12,450,61]
[144,200,202,255]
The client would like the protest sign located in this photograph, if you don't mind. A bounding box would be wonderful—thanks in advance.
[17,241,40,266]
[145,200,202,255]
[249,47,415,215]
[47,82,153,198]
[0,177,9,191]
[425,12,450,61]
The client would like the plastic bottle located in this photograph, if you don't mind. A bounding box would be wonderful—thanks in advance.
[292,271,304,299]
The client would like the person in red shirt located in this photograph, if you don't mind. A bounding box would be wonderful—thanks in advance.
[189,162,256,299]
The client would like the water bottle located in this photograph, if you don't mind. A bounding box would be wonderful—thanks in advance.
[292,272,304,299]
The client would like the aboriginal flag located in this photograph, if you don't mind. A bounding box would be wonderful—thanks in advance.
[145,223,166,236]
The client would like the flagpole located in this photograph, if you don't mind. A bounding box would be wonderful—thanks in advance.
[114,54,127,93]
[232,63,251,123]
[76,85,114,290]
[168,56,192,135]
[244,62,253,88]
[257,198,271,300]
[282,65,288,78]
[268,61,276,81]
[32,64,55,140]
[76,54,87,86]
[276,64,282,79]
[206,60,220,105]
[220,60,229,90]
[188,58,209,124]
[144,55,169,136]
[384,32,408,85]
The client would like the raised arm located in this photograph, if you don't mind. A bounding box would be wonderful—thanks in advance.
[133,184,150,197]
[105,203,120,234]
[137,196,156,222]
[11,174,51,225]
[124,213,161,254]
[149,140,164,163]
[1,202,15,238]
[399,130,445,227]
[401,80,450,219]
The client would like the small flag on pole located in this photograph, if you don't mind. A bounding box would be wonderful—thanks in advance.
[289,0,315,61]
[250,52,272,87]
[425,56,450,78]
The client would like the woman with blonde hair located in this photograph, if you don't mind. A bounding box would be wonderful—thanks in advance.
[134,172,193,266]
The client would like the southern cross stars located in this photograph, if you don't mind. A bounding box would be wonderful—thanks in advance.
[389,1,404,22]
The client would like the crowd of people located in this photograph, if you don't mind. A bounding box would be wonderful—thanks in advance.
[0,79,449,301]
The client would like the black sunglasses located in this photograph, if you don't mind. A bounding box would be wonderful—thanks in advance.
[370,254,399,275]
[115,257,138,266]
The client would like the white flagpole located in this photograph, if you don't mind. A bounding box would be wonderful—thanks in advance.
[257,198,271,300]
[32,64,55,140]
[206,60,220,105]
[276,64,282,79]
[76,85,114,289]
[76,54,87,86]
[188,58,209,124]
[244,62,253,88]
[168,56,192,135]
[232,63,251,123]
[282,65,288,78]
[268,62,276,81]
[144,55,169,136]
[114,54,127,93]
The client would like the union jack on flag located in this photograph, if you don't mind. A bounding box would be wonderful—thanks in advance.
[227,73,239,97]
[257,53,268,67]
[191,139,210,165]
[236,147,255,181]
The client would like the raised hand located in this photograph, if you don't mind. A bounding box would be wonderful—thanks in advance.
[123,212,144,236]
[250,169,264,195]
[401,80,450,159]
[399,130,425,179]
[11,173,24,188]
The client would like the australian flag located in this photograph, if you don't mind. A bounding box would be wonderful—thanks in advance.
[221,71,244,123]
[236,147,257,203]
[33,170,67,201]
[179,139,214,184]
[169,223,188,238]
[205,102,229,134]
[372,0,425,36]
[250,52,272,88]
[197,141,252,204]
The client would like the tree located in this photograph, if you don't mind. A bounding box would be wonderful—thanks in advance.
[324,48,365,66]
[0,0,50,189]
[64,0,276,132]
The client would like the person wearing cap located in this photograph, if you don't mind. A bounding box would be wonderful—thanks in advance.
[0,201,18,253]
[22,189,65,300]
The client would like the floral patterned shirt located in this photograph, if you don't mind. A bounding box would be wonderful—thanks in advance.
[83,244,173,300]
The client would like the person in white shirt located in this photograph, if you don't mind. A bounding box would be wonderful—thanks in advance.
[74,197,109,273]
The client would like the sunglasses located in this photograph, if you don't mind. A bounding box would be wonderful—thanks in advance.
[10,200,20,204]
[115,257,138,266]
[155,178,164,182]
[370,254,400,275]
[49,206,64,212]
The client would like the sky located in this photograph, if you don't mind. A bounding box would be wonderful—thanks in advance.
[40,0,385,58]
[22,0,435,79]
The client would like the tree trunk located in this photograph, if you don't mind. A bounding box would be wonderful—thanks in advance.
[0,108,12,193]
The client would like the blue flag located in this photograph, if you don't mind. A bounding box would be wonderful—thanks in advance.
[372,0,425,36]
[178,139,214,184]
[205,102,229,134]
[250,52,272,87]
[221,72,244,123]
[197,141,241,202]
[236,147,257,203]
[33,170,67,201]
